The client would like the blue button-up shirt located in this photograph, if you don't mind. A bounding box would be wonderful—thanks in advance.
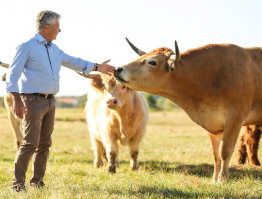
[6,33,94,95]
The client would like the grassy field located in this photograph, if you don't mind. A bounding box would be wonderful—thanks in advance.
[0,107,261,198]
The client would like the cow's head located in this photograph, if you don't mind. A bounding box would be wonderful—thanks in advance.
[114,38,180,94]
[77,72,133,109]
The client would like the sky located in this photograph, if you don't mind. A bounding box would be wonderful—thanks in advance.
[0,0,261,97]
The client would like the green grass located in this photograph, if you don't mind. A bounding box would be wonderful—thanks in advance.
[0,108,261,198]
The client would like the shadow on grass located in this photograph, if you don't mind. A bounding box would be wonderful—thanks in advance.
[119,160,262,179]
[0,157,14,162]
[109,185,240,198]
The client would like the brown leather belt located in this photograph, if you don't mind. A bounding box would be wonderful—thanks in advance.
[33,93,54,99]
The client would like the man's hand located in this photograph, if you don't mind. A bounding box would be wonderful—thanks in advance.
[96,59,115,76]
[11,92,26,119]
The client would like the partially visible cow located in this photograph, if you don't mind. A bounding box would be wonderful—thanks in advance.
[78,72,149,173]
[238,125,261,166]
[114,38,262,182]
[1,60,23,150]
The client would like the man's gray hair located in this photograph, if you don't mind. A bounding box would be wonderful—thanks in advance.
[36,10,60,31]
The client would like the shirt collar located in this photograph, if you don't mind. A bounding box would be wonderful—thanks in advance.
[35,33,52,46]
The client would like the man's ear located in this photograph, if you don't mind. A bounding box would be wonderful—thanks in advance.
[45,25,51,33]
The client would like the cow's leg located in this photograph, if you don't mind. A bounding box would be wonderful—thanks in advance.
[128,131,143,170]
[207,133,223,183]
[237,126,248,165]
[103,136,118,173]
[90,135,103,168]
[101,144,108,164]
[246,125,261,166]
[115,154,120,167]
[218,117,243,183]
[8,112,23,150]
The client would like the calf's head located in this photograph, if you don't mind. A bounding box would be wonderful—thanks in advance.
[78,72,133,109]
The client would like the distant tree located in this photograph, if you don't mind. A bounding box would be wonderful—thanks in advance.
[56,102,74,108]
[165,99,176,111]
[76,94,87,108]
[156,97,166,110]
[144,93,158,109]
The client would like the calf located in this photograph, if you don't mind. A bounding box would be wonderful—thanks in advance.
[80,73,149,173]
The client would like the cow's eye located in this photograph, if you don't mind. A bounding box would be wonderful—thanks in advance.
[148,61,156,66]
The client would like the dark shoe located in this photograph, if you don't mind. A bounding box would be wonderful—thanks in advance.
[12,183,26,192]
[30,180,45,188]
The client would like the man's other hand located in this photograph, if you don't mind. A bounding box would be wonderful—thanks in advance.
[11,92,26,119]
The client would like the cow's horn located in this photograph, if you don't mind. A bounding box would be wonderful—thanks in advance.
[125,38,147,56]
[76,72,101,79]
[0,61,9,68]
[175,41,181,61]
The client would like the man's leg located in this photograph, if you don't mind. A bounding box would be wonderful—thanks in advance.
[30,97,56,186]
[12,94,48,190]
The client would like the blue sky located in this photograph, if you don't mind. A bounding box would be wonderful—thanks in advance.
[0,0,261,96]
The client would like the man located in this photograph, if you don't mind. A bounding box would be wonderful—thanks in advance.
[6,10,115,192]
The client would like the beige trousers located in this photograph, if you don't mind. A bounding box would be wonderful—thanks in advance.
[12,94,56,185]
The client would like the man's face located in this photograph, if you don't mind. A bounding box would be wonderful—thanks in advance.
[49,18,61,41]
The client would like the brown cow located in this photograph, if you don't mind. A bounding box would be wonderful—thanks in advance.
[1,66,23,150]
[79,72,149,173]
[114,38,262,182]
[238,125,261,166]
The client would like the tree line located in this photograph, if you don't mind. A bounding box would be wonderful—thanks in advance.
[0,93,179,111]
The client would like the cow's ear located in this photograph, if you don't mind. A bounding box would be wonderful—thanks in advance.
[165,59,175,73]
[92,79,105,90]
[2,73,6,81]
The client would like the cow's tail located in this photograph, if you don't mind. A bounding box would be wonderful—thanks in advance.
[0,61,9,68]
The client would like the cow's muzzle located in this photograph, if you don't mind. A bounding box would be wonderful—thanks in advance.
[114,67,127,83]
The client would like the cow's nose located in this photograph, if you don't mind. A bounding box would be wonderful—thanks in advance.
[107,99,118,107]
[114,67,123,76]
[116,68,123,72]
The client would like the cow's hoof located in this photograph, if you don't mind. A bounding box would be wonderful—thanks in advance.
[94,160,103,168]
[250,160,260,166]
[210,179,217,184]
[107,166,116,174]
[131,164,139,171]
[217,176,228,184]
[115,161,120,167]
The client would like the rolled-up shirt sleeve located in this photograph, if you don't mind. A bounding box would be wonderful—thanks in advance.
[60,50,94,75]
[6,43,29,93]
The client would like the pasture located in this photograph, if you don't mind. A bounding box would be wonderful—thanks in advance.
[0,107,261,198]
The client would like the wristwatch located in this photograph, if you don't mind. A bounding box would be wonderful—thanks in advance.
[95,63,99,71]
